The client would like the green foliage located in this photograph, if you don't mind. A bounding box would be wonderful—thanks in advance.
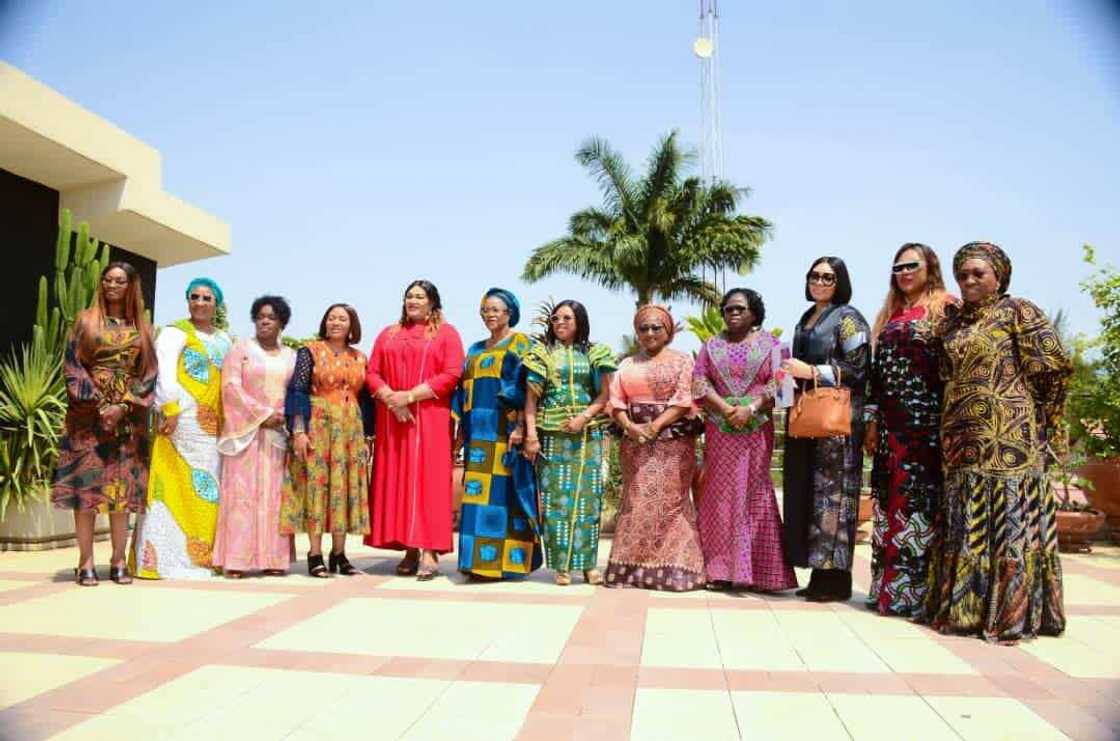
[529,297,557,346]
[685,306,726,344]
[35,209,110,357]
[522,131,771,307]
[0,330,66,519]
[1067,245,1120,458]
[280,335,317,351]
[213,303,230,332]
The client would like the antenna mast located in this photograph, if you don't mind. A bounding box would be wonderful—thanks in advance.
[694,0,725,295]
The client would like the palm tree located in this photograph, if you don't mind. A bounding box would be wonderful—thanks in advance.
[522,131,771,307]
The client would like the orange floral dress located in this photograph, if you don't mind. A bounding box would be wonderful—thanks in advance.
[279,341,372,535]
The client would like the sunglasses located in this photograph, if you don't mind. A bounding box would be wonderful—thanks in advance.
[102,277,128,287]
[550,315,574,324]
[189,293,214,303]
[807,271,837,285]
[955,268,990,282]
[722,305,748,315]
[637,323,665,334]
[892,261,922,274]
[479,307,507,316]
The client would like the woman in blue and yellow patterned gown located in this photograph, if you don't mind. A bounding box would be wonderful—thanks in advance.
[452,288,541,580]
[523,300,616,586]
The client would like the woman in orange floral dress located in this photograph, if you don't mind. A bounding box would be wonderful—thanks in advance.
[280,304,373,577]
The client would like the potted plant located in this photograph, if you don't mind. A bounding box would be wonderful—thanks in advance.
[1069,246,1120,541]
[1053,452,1105,553]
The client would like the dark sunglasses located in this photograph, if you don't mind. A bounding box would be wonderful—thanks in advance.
[722,305,748,315]
[637,323,666,334]
[189,293,214,303]
[550,315,574,324]
[955,268,990,282]
[807,271,837,285]
[892,261,922,274]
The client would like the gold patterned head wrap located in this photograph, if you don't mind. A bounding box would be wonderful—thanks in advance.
[634,304,675,343]
[953,241,1011,294]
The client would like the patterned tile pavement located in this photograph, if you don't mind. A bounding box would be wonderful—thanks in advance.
[0,534,1118,740]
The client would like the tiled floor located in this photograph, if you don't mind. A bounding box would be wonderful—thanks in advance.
[0,534,1118,740]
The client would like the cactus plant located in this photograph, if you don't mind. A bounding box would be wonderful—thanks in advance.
[34,209,111,356]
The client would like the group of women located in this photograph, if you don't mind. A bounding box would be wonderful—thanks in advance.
[51,238,1070,644]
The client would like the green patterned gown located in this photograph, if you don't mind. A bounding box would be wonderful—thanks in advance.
[524,342,617,572]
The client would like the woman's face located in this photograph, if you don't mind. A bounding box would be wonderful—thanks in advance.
[954,258,1000,304]
[892,248,928,299]
[550,305,577,343]
[722,293,754,334]
[404,286,432,323]
[636,315,669,354]
[101,267,129,304]
[255,304,282,343]
[480,297,510,333]
[187,285,216,324]
[324,306,351,342]
[807,261,837,303]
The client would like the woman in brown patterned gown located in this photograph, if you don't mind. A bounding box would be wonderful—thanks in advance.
[604,305,705,591]
[52,262,157,586]
[923,242,1070,643]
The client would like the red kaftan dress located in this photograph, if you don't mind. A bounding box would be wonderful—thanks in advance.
[365,321,464,552]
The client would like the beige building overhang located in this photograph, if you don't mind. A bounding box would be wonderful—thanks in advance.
[0,62,230,266]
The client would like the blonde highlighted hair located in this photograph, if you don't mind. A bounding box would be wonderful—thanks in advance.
[76,261,156,377]
[871,243,952,342]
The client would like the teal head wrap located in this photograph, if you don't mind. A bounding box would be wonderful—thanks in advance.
[482,287,521,327]
[185,277,224,307]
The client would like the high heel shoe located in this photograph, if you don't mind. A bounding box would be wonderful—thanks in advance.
[109,565,132,585]
[307,553,330,578]
[75,568,99,587]
[329,551,360,575]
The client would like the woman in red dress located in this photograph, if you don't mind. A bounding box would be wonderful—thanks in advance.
[366,280,465,580]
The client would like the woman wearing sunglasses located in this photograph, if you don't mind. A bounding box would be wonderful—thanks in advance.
[603,305,705,591]
[693,289,797,593]
[863,244,955,616]
[132,278,232,580]
[54,262,157,586]
[923,242,1070,643]
[450,288,541,581]
[781,257,871,602]
[523,300,617,586]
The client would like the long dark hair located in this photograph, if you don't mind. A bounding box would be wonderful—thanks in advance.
[77,261,155,377]
[398,280,443,337]
[545,299,591,352]
[804,256,853,305]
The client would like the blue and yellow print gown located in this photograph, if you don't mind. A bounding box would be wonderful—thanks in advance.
[523,342,617,572]
[452,332,541,579]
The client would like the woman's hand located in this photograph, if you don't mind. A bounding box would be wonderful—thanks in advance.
[863,420,878,457]
[391,405,414,424]
[780,358,815,380]
[508,425,524,448]
[385,390,412,411]
[264,411,286,429]
[728,404,755,429]
[523,436,541,461]
[563,412,590,434]
[160,413,179,436]
[293,432,310,462]
[99,403,125,432]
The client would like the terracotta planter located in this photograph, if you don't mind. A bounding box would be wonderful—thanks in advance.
[1077,457,1120,542]
[1056,508,1106,553]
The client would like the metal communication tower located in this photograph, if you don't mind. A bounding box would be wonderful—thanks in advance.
[694,0,725,293]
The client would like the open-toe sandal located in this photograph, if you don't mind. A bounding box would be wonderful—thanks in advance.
[76,568,99,587]
[109,566,132,585]
[307,553,330,578]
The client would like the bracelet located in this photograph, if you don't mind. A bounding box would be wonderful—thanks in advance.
[406,391,415,404]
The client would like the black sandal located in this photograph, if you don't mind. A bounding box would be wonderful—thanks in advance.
[109,566,132,585]
[307,553,330,578]
[396,551,419,576]
[76,568,99,587]
[329,551,360,575]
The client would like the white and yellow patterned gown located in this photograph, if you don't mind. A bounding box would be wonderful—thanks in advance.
[131,320,231,579]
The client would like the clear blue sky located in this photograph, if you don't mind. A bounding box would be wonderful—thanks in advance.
[4,1,1118,352]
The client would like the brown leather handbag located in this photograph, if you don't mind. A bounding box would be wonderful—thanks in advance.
[787,365,851,438]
